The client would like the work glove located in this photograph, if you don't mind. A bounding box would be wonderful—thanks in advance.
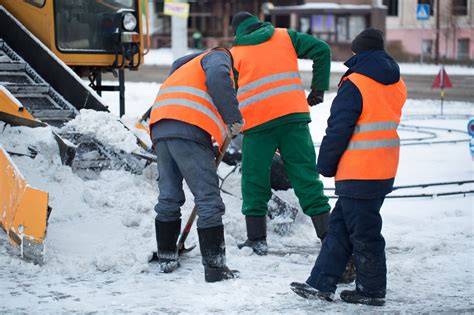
[228,120,244,138]
[311,211,330,241]
[307,90,324,106]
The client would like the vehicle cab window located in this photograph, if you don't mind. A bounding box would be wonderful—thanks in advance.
[54,0,137,52]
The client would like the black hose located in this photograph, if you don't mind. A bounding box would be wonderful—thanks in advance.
[325,190,474,199]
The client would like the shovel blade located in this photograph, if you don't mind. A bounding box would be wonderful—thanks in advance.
[178,244,196,256]
[148,243,197,263]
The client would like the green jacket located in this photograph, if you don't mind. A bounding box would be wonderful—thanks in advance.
[233,17,331,134]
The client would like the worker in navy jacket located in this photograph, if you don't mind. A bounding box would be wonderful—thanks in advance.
[291,28,407,307]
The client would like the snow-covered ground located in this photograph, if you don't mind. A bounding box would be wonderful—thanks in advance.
[0,83,473,313]
[145,48,474,75]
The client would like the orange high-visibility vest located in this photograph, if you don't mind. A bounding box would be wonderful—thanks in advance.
[231,28,309,131]
[335,72,407,181]
[149,49,230,148]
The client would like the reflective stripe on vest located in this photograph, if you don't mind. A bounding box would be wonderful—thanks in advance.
[237,71,302,96]
[347,121,400,150]
[353,121,399,134]
[158,86,215,105]
[347,138,400,150]
[239,82,305,109]
[152,98,226,141]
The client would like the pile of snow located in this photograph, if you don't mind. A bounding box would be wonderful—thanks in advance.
[0,87,472,312]
[61,109,141,154]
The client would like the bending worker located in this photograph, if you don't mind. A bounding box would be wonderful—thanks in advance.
[148,47,244,283]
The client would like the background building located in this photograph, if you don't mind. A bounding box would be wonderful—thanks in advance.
[384,0,473,63]
[147,0,473,63]
[148,0,301,49]
[265,0,386,60]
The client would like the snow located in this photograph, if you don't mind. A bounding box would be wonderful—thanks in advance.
[145,48,474,75]
[0,82,473,313]
[61,109,142,154]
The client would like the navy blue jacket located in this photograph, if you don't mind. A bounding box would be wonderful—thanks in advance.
[317,50,401,199]
[151,50,242,148]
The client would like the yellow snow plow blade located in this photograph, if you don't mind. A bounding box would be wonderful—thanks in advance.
[0,86,42,127]
[0,146,50,264]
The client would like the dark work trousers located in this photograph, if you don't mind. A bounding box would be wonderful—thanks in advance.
[306,196,387,298]
[154,139,225,229]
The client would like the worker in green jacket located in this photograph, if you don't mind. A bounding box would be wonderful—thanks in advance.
[230,12,331,255]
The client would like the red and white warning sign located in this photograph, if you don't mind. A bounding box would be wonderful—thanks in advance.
[432,66,453,89]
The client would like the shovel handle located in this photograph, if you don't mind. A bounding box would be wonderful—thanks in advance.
[177,205,198,252]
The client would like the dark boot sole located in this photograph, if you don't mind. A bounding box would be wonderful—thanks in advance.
[341,297,385,307]
[237,241,268,256]
[340,291,385,306]
[205,268,240,283]
[290,282,333,302]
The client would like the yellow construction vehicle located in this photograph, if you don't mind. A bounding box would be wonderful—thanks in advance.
[1,0,150,116]
[0,0,152,264]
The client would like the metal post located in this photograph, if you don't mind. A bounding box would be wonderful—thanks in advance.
[420,40,424,64]
[435,0,440,65]
[420,20,424,64]
[440,64,444,115]
[171,0,188,60]
[96,71,102,96]
[441,87,444,115]
[119,69,125,117]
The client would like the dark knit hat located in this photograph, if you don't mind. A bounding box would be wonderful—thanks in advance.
[231,11,254,35]
[351,28,384,54]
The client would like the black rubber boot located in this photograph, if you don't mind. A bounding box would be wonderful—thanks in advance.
[290,282,334,302]
[155,219,181,273]
[198,225,239,283]
[340,290,385,306]
[311,212,330,241]
[237,216,268,255]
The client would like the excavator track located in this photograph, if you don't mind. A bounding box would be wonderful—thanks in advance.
[0,39,78,127]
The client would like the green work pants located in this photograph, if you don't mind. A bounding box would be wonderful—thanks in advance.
[241,122,330,217]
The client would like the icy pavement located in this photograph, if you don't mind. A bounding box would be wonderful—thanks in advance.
[0,87,473,313]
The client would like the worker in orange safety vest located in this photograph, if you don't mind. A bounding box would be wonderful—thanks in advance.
[291,28,407,307]
[230,11,332,256]
[149,47,244,282]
